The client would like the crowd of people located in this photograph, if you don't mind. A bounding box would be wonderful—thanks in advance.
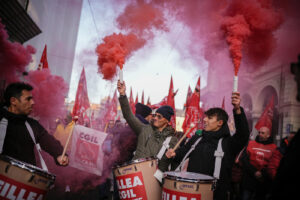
[0,55,299,200]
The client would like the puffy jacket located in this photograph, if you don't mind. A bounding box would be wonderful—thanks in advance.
[119,95,178,171]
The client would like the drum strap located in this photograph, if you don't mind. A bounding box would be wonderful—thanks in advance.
[25,121,49,171]
[213,138,224,179]
[0,117,8,153]
[175,137,202,172]
[157,136,172,160]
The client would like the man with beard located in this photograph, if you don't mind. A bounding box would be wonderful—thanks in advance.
[0,82,68,167]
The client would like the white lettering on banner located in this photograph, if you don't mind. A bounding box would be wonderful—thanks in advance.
[162,189,200,200]
[79,132,99,144]
[0,180,44,200]
[117,176,143,189]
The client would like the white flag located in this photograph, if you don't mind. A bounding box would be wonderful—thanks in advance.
[69,125,107,176]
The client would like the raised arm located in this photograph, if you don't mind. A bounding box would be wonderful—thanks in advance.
[117,80,144,134]
[230,92,250,155]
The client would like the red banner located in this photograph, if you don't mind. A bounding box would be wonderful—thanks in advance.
[162,188,201,200]
[116,171,147,200]
[0,175,46,200]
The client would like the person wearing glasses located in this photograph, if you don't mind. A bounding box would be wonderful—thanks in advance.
[239,126,280,200]
[117,80,178,175]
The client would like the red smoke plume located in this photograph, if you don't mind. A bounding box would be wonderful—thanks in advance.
[116,1,168,36]
[0,20,35,83]
[221,0,283,74]
[25,69,68,128]
[95,33,146,80]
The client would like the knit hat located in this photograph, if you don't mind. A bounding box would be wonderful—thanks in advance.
[156,105,174,121]
[135,103,152,118]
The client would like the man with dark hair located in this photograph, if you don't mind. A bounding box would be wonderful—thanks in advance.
[117,80,178,175]
[0,82,68,167]
[166,92,250,200]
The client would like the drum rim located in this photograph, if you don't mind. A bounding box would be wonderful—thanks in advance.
[164,171,215,183]
[0,155,56,180]
[113,156,157,168]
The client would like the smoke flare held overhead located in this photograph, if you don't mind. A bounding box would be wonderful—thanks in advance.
[96,33,146,80]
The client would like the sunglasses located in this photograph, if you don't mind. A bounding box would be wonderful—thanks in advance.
[153,114,163,120]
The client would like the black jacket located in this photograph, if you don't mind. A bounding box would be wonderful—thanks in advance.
[0,107,64,166]
[174,107,250,200]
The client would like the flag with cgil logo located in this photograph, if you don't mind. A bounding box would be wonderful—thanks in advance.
[69,125,107,176]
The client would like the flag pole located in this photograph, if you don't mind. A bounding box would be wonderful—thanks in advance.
[173,123,195,151]
[61,119,77,158]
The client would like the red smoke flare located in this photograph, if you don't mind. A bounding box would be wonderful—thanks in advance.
[25,69,68,128]
[222,15,251,75]
[221,0,283,75]
[0,20,35,83]
[116,1,168,35]
[95,33,145,80]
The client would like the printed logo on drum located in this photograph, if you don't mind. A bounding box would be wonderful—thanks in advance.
[121,167,133,175]
[179,184,194,190]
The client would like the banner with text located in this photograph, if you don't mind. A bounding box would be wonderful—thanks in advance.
[69,125,107,176]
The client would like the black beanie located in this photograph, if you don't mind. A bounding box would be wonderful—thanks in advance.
[156,105,174,121]
[135,103,152,118]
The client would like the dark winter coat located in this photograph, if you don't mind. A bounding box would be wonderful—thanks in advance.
[119,95,178,171]
[0,107,64,166]
[174,107,250,200]
[240,135,277,192]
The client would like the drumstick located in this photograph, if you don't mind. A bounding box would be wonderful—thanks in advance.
[173,123,195,151]
[103,122,109,133]
[61,120,76,158]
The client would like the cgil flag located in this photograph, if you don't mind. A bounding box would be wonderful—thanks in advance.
[69,125,107,176]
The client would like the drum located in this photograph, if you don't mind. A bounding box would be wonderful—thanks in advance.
[162,171,216,200]
[0,155,55,200]
[113,157,161,200]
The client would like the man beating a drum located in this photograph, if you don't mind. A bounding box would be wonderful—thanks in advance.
[117,80,178,180]
[0,82,68,167]
[166,92,250,200]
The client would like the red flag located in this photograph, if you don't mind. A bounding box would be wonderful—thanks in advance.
[147,97,151,107]
[105,90,118,122]
[221,96,225,110]
[182,77,203,137]
[167,76,176,129]
[184,85,192,110]
[38,45,49,70]
[141,91,144,104]
[129,87,135,114]
[135,93,139,105]
[255,95,275,132]
[72,67,90,125]
[151,96,167,109]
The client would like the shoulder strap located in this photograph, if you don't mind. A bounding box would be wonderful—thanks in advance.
[25,121,48,171]
[175,137,202,171]
[157,136,172,160]
[0,117,8,153]
[213,138,224,179]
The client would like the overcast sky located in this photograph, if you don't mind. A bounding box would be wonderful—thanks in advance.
[68,0,208,109]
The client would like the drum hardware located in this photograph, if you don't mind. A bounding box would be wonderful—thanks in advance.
[117,168,121,175]
[28,174,35,182]
[5,164,10,173]
[134,165,137,171]
[174,181,177,189]
[211,180,217,191]
[196,183,200,191]
[150,160,154,167]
